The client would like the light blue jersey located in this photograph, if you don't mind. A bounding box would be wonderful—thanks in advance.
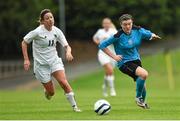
[99,26,152,68]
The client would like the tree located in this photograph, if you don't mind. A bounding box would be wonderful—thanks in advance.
[0,0,56,59]
[0,0,179,59]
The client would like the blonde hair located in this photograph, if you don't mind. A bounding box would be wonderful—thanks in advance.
[102,17,116,29]
[110,23,116,29]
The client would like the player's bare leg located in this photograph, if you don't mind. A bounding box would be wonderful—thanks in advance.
[135,66,149,109]
[52,70,81,112]
[136,67,148,80]
[42,81,54,100]
[103,63,116,97]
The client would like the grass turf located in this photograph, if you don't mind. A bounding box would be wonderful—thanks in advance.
[0,50,180,120]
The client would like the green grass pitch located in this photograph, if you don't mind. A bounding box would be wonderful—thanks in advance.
[0,50,180,120]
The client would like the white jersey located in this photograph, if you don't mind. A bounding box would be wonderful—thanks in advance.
[93,28,117,52]
[93,28,117,66]
[24,25,68,65]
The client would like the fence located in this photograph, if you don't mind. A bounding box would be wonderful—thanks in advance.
[0,39,179,90]
[0,60,33,79]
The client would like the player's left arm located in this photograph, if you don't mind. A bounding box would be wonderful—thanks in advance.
[64,45,74,61]
[140,28,161,40]
[151,33,161,40]
[56,28,73,61]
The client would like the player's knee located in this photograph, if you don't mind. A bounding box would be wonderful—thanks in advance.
[106,71,113,75]
[104,64,113,75]
[141,71,148,80]
[106,68,113,75]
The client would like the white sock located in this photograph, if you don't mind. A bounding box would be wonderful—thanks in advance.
[104,76,108,87]
[105,75,115,89]
[65,92,77,108]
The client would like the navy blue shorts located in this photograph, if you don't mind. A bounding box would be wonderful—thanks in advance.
[119,59,142,81]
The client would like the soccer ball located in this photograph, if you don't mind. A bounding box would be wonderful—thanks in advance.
[94,99,111,115]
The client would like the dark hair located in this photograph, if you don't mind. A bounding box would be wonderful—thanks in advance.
[119,14,133,24]
[38,9,51,23]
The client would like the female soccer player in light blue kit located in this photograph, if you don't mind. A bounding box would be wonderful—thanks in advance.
[21,9,81,112]
[99,14,161,109]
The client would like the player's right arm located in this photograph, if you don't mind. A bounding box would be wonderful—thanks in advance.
[93,29,101,45]
[93,38,100,45]
[102,48,122,61]
[21,30,37,71]
[21,40,30,71]
[93,37,108,45]
[99,36,122,61]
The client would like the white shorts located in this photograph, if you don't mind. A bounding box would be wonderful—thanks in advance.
[98,50,116,67]
[34,58,64,83]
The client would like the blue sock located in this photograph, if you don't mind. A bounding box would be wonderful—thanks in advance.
[142,86,146,101]
[136,77,145,98]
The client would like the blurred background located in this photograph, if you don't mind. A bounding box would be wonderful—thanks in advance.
[0,0,180,90]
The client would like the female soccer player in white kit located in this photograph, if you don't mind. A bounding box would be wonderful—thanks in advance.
[21,9,81,112]
[93,18,117,97]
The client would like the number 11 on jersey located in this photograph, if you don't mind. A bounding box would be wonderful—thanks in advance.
[48,40,54,46]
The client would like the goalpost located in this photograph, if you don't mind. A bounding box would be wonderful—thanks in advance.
[164,49,175,90]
